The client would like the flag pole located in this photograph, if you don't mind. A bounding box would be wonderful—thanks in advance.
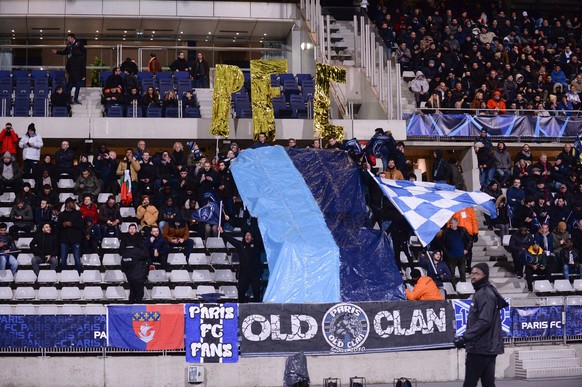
[217,200,224,238]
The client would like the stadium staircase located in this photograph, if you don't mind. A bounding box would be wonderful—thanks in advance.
[515,348,582,379]
[321,16,417,119]
[473,210,531,299]
[71,87,103,118]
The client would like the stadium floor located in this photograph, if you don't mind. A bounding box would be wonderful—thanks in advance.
[371,378,582,386]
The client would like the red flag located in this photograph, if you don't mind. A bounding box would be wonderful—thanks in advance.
[129,305,184,350]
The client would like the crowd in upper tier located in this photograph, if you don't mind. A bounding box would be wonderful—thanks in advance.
[367,0,582,114]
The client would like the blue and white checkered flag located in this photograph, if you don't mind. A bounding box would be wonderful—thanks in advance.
[371,173,496,247]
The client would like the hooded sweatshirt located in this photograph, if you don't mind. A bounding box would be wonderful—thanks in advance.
[410,71,430,93]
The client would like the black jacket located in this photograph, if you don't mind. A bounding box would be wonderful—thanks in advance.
[30,232,59,257]
[464,281,507,355]
[222,233,263,277]
[120,232,149,282]
[57,209,84,244]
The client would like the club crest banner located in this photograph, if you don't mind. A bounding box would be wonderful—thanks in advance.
[239,301,455,356]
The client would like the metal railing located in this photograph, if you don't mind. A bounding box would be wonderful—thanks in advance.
[410,107,582,117]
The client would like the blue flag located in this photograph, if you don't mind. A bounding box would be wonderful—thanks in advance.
[191,195,221,226]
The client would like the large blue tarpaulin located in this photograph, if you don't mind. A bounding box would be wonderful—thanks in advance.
[231,146,341,303]
[288,148,405,301]
[405,114,582,138]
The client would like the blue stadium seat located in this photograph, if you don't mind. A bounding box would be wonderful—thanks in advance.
[290,94,307,118]
[177,79,192,96]
[137,71,153,81]
[126,106,143,117]
[272,96,292,118]
[155,71,171,80]
[51,78,66,93]
[296,73,313,85]
[12,69,29,81]
[141,78,156,92]
[15,78,31,98]
[164,106,179,117]
[0,98,11,117]
[146,105,163,117]
[32,98,47,117]
[301,79,315,101]
[31,70,47,80]
[106,105,124,117]
[278,73,295,83]
[184,106,201,118]
[283,79,300,101]
[158,79,174,98]
[33,78,49,99]
[0,78,11,99]
[173,71,190,80]
[0,70,10,79]
[52,106,68,117]
[13,97,30,117]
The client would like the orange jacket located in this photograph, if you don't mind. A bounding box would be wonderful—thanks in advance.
[384,168,404,180]
[486,98,506,114]
[448,207,479,236]
[406,276,444,301]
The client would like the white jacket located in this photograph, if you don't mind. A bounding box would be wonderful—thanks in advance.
[18,133,44,161]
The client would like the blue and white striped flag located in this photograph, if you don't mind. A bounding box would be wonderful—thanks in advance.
[371,173,496,247]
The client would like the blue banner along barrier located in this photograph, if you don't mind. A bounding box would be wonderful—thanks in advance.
[511,306,564,338]
[0,315,106,348]
[404,114,582,138]
[239,301,455,356]
[452,299,512,338]
[185,303,239,363]
[566,305,582,336]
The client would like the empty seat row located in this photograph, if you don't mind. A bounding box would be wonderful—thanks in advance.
[533,279,582,294]
[148,269,236,284]
[0,285,237,302]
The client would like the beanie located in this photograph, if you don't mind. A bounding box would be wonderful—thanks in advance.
[28,123,36,131]
[472,262,489,278]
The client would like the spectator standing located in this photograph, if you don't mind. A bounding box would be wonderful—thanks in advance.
[449,207,479,270]
[52,33,86,104]
[169,51,189,72]
[441,218,471,284]
[0,122,19,157]
[54,140,75,180]
[0,152,23,196]
[57,197,83,272]
[456,263,507,387]
[190,52,210,88]
[120,223,149,303]
[147,53,162,74]
[222,230,263,303]
[30,223,58,276]
[18,123,43,178]
[492,142,512,187]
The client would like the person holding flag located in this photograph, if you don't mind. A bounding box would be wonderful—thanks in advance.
[116,149,141,206]
[191,192,222,239]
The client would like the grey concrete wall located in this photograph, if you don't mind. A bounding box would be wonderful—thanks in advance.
[2,344,580,387]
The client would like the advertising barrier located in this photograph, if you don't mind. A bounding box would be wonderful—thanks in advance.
[452,299,512,338]
[0,315,106,348]
[404,114,582,138]
[511,306,564,338]
[239,301,455,355]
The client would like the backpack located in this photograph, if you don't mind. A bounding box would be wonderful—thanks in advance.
[395,378,413,387]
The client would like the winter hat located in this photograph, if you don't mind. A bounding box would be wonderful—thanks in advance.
[472,262,490,278]
[28,123,36,131]
[410,269,422,279]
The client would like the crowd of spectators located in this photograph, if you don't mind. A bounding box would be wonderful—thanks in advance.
[367,1,582,114]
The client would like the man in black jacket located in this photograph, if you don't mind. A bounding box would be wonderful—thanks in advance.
[120,223,149,303]
[456,262,507,387]
[222,230,263,303]
[30,223,58,275]
[57,197,84,272]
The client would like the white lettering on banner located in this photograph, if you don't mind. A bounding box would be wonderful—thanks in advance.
[188,305,235,320]
[200,323,223,338]
[521,321,562,329]
[190,342,233,358]
[93,331,107,339]
[241,314,318,342]
[373,308,447,338]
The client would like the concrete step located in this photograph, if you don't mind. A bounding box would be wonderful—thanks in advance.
[515,367,582,379]
[517,349,577,360]
[517,358,581,369]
